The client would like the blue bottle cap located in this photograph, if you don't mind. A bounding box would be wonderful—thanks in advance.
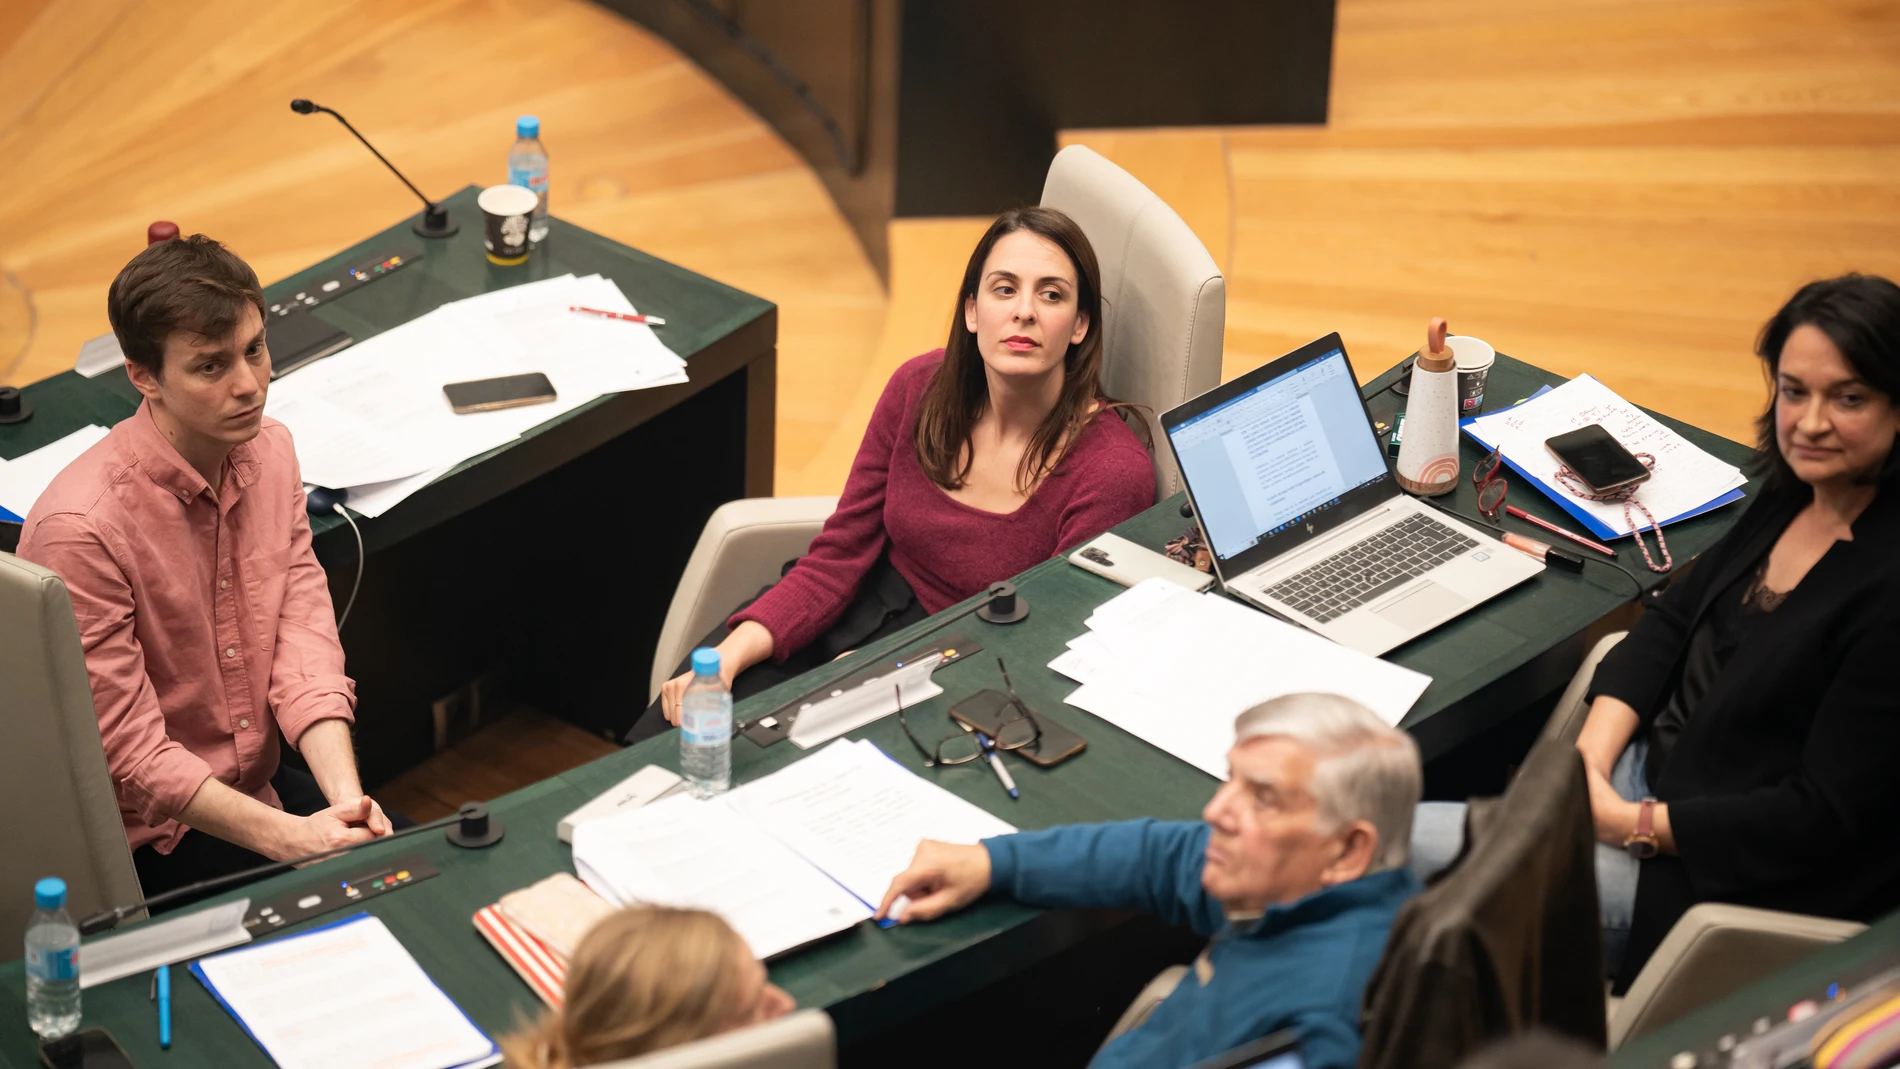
[690,648,721,677]
[33,878,65,909]
[516,115,540,139]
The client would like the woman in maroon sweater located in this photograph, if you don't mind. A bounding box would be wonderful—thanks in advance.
[632,206,1155,739]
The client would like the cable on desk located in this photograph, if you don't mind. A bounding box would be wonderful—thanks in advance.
[1420,496,1646,597]
[332,502,364,632]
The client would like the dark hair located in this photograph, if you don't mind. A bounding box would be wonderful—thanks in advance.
[1752,273,1900,489]
[1454,1030,1603,1069]
[914,206,1135,492]
[106,234,266,377]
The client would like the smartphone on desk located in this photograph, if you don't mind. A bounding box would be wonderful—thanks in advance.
[950,689,1086,768]
[442,372,557,414]
[1545,424,1651,494]
[39,1029,135,1069]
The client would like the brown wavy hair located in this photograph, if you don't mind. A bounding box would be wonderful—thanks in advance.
[500,907,752,1068]
[914,206,1139,493]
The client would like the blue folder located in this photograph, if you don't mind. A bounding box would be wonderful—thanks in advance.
[1460,385,1745,541]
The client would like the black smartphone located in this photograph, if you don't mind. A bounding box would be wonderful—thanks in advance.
[265,310,354,379]
[442,372,557,414]
[1545,424,1650,494]
[39,1029,135,1069]
[949,689,1086,768]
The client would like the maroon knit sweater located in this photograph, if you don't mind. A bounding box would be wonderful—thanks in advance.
[733,350,1156,661]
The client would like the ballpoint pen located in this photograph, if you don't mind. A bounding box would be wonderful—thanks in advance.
[975,730,1019,800]
[568,305,666,326]
[1504,505,1616,557]
[156,963,171,1049]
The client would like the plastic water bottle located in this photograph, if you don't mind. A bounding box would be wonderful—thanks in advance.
[507,115,550,243]
[680,648,732,798]
[24,878,80,1039]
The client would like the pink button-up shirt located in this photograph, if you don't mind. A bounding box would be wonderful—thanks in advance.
[19,402,354,854]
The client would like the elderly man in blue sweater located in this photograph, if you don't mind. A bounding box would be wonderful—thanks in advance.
[877,693,1422,1069]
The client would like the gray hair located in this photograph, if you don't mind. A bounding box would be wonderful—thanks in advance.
[1233,693,1422,873]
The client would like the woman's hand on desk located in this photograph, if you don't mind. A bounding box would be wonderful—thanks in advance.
[659,621,775,725]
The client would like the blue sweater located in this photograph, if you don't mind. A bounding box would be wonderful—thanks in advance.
[984,820,1418,1069]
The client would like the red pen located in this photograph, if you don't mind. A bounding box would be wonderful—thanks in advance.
[569,305,666,326]
[1505,505,1617,557]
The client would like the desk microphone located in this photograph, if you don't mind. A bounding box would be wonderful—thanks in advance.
[78,802,504,936]
[289,99,459,239]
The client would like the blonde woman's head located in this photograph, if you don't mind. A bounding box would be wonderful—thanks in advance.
[501,906,795,1068]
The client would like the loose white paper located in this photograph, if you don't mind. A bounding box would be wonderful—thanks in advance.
[729,739,1016,908]
[0,424,110,519]
[1052,580,1433,779]
[191,914,497,1069]
[572,792,871,960]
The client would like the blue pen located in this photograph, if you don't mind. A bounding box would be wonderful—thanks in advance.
[977,732,1019,800]
[156,963,171,1049]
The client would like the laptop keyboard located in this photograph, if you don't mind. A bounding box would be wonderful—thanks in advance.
[1264,515,1478,624]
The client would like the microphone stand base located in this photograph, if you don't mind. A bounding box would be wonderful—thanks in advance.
[412,208,459,239]
[975,599,1030,625]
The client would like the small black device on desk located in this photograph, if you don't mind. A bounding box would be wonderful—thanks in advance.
[38,1029,135,1069]
[243,855,439,934]
[1546,424,1651,494]
[443,372,557,414]
[950,689,1086,767]
[266,311,354,380]
[266,249,422,318]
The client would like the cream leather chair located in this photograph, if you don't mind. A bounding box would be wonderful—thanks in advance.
[0,552,142,946]
[1040,143,1225,501]
[1610,904,1864,1048]
[592,1009,835,1069]
[649,147,1225,700]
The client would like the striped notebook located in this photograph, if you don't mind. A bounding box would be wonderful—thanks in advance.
[474,904,566,1008]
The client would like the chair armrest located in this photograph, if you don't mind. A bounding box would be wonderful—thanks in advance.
[594,1008,835,1069]
[649,497,838,703]
[1610,903,1867,1048]
[1542,631,1627,745]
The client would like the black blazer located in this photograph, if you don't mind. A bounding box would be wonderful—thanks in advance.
[1590,480,1900,988]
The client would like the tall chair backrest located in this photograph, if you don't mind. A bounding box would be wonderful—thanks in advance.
[1355,735,1607,1069]
[593,1008,836,1069]
[1041,145,1225,502]
[0,552,142,946]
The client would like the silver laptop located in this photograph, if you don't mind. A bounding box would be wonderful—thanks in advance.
[1162,333,1541,656]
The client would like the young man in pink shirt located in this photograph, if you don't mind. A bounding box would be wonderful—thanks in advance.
[20,235,393,902]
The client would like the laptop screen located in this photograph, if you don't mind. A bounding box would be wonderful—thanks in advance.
[1167,347,1390,561]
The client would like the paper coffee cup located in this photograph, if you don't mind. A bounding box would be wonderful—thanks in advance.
[1445,335,1496,414]
[479,184,539,266]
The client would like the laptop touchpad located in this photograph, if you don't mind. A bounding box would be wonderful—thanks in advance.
[1374,582,1471,631]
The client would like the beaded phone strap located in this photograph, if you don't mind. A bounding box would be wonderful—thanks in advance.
[1553,452,1673,573]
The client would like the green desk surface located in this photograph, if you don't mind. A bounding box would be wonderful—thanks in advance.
[0,186,777,550]
[0,352,1754,1067]
[1612,909,1900,1067]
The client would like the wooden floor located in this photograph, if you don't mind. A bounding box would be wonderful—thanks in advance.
[0,0,884,497]
[376,706,619,822]
[9,0,1899,807]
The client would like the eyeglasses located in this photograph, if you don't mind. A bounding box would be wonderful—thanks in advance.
[897,657,1041,767]
[1473,447,1507,522]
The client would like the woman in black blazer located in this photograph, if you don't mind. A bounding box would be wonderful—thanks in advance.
[1580,273,1900,987]
[1410,274,1900,987]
